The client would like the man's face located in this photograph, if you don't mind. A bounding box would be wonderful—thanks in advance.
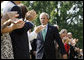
[26,10,37,21]
[40,14,49,25]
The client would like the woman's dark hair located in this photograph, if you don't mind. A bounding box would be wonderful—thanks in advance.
[18,4,28,20]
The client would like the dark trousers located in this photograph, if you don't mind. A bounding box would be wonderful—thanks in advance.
[42,53,46,59]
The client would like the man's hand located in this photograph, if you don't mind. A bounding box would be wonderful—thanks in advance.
[34,25,46,33]
[63,54,67,59]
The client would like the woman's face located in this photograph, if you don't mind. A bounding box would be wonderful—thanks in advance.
[61,32,67,38]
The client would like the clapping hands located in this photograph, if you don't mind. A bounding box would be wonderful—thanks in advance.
[2,11,19,21]
[11,19,25,29]
[1,11,19,25]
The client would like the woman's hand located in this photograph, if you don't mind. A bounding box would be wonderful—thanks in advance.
[12,19,25,30]
[1,11,19,24]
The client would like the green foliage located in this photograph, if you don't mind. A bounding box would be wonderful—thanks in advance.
[22,1,83,49]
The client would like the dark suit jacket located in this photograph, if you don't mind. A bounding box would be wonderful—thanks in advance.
[36,24,66,59]
[10,22,33,59]
[1,1,33,59]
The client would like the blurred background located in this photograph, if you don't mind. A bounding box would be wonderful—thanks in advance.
[21,1,83,49]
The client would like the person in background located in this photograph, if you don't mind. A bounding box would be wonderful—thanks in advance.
[79,49,83,59]
[69,38,79,59]
[60,29,70,58]
[67,32,72,39]
[59,29,68,44]
[53,25,62,59]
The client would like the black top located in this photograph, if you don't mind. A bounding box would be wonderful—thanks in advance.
[10,22,33,59]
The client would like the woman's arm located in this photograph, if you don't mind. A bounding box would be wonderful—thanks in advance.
[1,24,14,33]
[1,20,25,34]
[1,19,12,31]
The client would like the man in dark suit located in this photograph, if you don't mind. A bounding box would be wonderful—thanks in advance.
[1,1,33,59]
[36,12,67,59]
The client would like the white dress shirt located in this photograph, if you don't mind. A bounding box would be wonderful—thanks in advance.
[25,19,37,51]
[27,31,37,51]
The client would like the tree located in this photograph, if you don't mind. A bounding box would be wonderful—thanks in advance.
[22,1,83,48]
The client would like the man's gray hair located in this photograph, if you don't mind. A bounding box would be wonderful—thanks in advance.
[40,12,49,19]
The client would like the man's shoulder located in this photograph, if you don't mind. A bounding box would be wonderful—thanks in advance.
[48,24,58,30]
[25,21,34,26]
[25,21,34,29]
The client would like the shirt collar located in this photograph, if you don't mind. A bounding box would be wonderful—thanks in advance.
[24,19,31,22]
